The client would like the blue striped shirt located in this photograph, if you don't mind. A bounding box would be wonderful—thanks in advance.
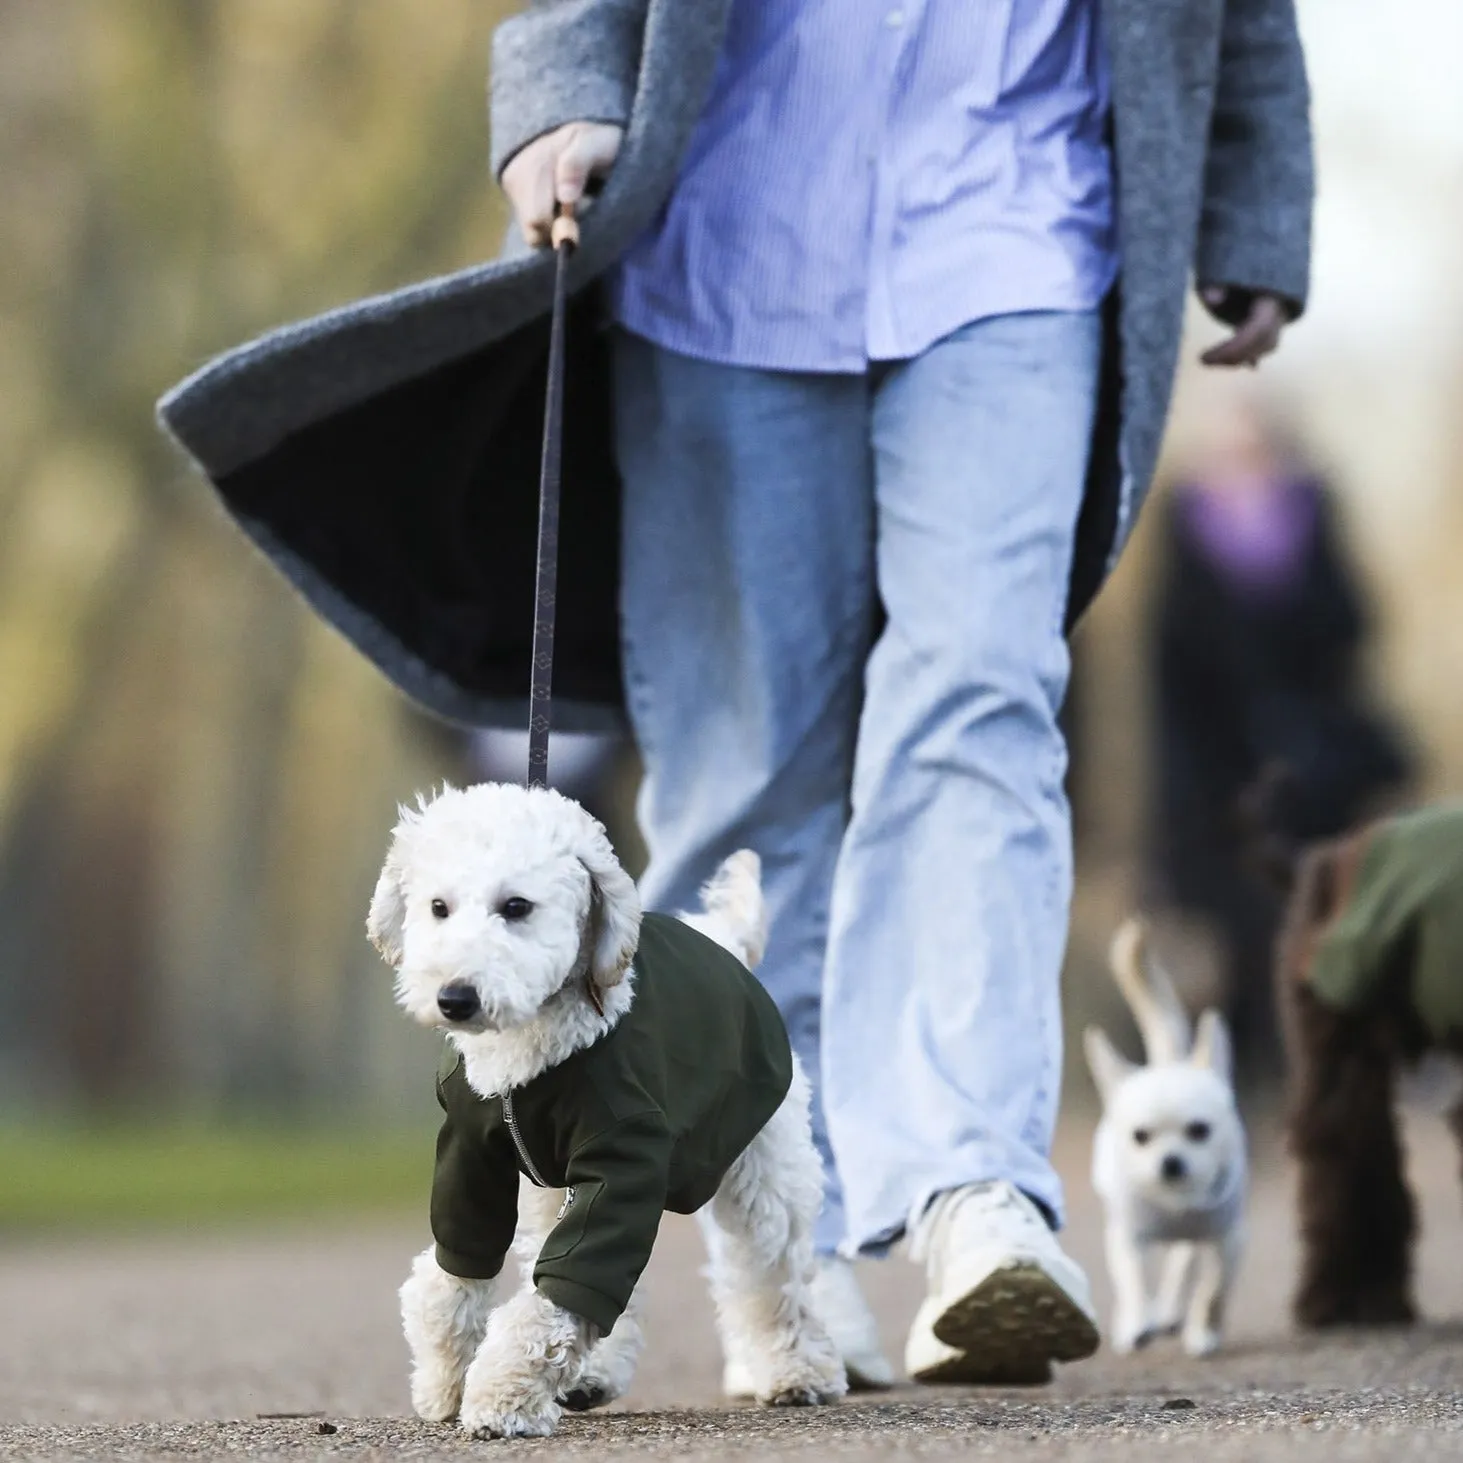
[611,0,1117,372]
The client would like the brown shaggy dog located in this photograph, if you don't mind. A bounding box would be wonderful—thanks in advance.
[1276,823,1461,1328]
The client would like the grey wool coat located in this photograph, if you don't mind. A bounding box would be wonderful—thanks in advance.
[157,0,1314,731]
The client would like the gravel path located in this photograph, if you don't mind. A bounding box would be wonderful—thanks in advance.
[3,1113,1461,1460]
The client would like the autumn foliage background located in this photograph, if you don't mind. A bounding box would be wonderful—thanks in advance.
[0,1,1459,1160]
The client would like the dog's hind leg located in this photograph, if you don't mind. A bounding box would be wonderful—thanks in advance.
[1103,1223,1151,1354]
[1181,1231,1241,1357]
[399,1246,500,1422]
[562,1283,646,1411]
[701,1060,846,1406]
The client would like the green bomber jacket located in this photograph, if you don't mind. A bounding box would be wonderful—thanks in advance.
[430,912,792,1334]
[1308,803,1463,1045]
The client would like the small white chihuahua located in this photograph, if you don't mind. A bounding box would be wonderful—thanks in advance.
[369,782,843,1439]
[1084,919,1247,1357]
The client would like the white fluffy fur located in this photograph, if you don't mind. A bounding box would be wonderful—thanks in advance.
[1085,919,1248,1358]
[375,784,844,1438]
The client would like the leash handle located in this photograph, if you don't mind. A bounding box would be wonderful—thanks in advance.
[527,203,578,790]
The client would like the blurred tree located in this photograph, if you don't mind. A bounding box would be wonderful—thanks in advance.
[0,0,511,1116]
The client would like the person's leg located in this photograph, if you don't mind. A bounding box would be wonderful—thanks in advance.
[612,330,875,1257]
[825,309,1100,1245]
[821,310,1103,1375]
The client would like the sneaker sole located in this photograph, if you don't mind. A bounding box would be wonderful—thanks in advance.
[916,1261,1099,1384]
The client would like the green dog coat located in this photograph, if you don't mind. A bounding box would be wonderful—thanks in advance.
[1308,803,1463,1045]
[430,912,792,1333]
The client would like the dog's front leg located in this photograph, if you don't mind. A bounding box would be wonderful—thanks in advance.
[399,1246,500,1422]
[1151,1242,1195,1336]
[1103,1222,1151,1354]
[1181,1230,1242,1357]
[458,1287,597,1439]
[562,1282,646,1411]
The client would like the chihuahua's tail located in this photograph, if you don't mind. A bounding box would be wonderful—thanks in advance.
[684,849,769,971]
[1108,917,1192,1065]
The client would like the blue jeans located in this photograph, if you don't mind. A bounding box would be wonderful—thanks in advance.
[613,312,1102,1256]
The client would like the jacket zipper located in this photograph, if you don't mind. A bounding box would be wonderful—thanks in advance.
[501,1092,549,1189]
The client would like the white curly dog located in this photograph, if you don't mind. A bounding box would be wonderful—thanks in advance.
[369,782,844,1439]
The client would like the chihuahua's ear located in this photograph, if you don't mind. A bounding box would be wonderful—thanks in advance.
[575,813,642,991]
[1190,1009,1233,1083]
[1084,1026,1136,1106]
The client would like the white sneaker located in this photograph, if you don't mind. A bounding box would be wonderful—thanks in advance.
[904,1181,1099,1385]
[722,1255,894,1396]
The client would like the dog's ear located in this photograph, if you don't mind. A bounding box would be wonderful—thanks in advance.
[367,825,412,968]
[1190,1009,1233,1082]
[1083,1026,1135,1105]
[575,816,642,990]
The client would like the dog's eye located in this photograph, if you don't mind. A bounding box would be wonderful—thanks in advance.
[1133,1128,1151,1146]
[500,896,533,922]
[430,898,450,920]
[1185,1121,1212,1143]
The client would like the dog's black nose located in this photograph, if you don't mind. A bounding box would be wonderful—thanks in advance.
[1160,1153,1188,1183]
[436,983,481,1023]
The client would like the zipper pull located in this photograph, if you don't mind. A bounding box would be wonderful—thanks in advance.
[556,1187,576,1221]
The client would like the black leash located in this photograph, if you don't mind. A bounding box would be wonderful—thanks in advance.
[527,204,579,790]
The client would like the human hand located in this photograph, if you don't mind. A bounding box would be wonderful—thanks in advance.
[1197,285,1290,368]
[500,121,624,247]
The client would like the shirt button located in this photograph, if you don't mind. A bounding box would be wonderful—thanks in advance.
[885,9,905,26]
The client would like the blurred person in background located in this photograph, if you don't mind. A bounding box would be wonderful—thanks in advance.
[1145,391,1413,1089]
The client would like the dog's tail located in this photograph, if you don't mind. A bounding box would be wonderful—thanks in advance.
[1109,917,1191,1065]
[692,850,769,971]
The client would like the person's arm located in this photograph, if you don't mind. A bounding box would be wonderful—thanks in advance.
[1194,0,1315,367]
[490,0,647,243]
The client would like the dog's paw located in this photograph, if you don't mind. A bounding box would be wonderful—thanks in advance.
[559,1330,640,1411]
[1181,1325,1220,1358]
[757,1364,845,1408]
[459,1398,560,1440]
[559,1381,607,1412]
[1110,1319,1152,1356]
[409,1369,463,1424]
[762,1383,824,1407]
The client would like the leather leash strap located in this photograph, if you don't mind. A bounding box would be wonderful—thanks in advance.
[527,204,579,790]
[527,206,607,1020]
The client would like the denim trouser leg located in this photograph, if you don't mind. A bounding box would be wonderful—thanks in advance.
[825,311,1102,1252]
[612,311,1101,1258]
[613,331,877,1255]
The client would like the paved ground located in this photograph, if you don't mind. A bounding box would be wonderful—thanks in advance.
[3,1110,1461,1460]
